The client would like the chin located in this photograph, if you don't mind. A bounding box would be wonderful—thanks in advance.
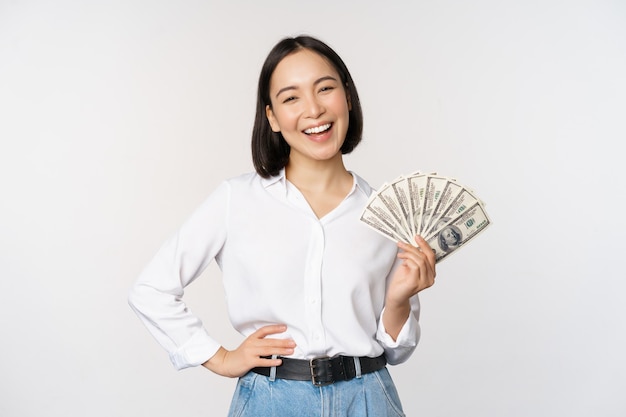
[312,146,343,161]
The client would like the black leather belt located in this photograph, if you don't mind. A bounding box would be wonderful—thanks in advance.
[251,354,386,386]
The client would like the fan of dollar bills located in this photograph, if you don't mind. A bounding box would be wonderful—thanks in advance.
[359,172,491,263]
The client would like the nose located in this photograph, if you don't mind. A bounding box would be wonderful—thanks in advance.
[304,95,325,119]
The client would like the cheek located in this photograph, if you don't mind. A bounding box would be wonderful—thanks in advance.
[336,99,352,123]
[273,107,300,128]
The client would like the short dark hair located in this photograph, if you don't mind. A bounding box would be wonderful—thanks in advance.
[251,35,363,178]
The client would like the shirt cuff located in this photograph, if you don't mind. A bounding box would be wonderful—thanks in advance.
[169,328,221,371]
[376,308,421,365]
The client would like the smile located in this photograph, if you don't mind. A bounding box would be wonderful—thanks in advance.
[303,123,332,135]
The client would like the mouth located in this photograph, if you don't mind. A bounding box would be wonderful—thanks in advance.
[303,123,332,135]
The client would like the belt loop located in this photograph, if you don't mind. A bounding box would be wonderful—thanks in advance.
[353,356,362,379]
[269,354,278,382]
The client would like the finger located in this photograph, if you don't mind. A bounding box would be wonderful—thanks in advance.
[255,343,296,357]
[412,236,437,271]
[397,240,422,254]
[254,337,297,350]
[413,235,434,254]
[397,250,436,284]
[257,356,284,367]
[397,248,428,266]
[253,324,288,339]
[246,339,296,360]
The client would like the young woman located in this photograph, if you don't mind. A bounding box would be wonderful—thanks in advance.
[129,35,436,417]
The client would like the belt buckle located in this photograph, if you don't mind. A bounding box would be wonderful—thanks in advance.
[309,356,333,387]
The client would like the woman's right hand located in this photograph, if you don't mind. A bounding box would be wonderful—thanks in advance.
[202,324,296,378]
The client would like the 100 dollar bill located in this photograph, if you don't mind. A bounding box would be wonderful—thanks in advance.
[425,202,491,262]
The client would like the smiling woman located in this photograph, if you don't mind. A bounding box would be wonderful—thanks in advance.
[251,36,363,180]
[128,35,437,417]
[266,50,351,169]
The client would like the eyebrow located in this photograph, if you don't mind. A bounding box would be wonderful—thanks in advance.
[274,75,338,99]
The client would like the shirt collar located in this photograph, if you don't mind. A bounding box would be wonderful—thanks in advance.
[260,168,373,198]
[351,171,372,197]
[260,168,286,188]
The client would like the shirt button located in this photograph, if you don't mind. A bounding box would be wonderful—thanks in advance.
[309,298,316,304]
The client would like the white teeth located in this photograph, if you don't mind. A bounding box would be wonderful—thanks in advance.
[304,123,331,134]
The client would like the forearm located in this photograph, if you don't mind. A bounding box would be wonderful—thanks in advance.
[381,299,411,341]
[202,346,230,375]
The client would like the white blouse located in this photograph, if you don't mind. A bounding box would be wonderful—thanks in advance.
[129,170,420,370]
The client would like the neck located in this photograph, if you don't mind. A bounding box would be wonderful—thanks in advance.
[285,153,351,192]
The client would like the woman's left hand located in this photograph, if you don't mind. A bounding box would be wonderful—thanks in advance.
[383,235,436,340]
[387,235,437,307]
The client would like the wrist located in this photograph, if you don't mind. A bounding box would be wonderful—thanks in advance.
[384,296,410,312]
[202,346,228,374]
[382,300,411,342]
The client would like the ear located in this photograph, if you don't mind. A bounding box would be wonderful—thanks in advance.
[266,105,281,132]
[345,85,352,111]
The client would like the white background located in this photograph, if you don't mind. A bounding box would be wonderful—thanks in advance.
[1,1,625,416]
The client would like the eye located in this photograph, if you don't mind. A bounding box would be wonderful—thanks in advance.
[282,96,297,104]
[319,85,335,93]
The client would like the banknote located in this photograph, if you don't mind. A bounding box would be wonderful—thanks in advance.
[359,207,407,243]
[359,172,490,263]
[421,179,463,237]
[390,176,412,234]
[425,201,490,262]
[376,181,412,240]
[423,187,480,239]
[361,191,412,242]
[419,175,451,236]
[406,173,431,236]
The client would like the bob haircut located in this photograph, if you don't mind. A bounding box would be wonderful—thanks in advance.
[251,35,364,178]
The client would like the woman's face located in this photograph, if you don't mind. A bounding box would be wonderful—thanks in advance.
[266,49,350,166]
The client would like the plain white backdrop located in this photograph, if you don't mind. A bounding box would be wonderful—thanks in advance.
[1,0,625,416]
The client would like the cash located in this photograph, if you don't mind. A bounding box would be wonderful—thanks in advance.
[359,172,491,263]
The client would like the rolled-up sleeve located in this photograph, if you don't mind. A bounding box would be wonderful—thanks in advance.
[376,294,421,365]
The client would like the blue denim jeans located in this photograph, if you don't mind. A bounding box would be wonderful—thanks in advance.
[227,367,405,417]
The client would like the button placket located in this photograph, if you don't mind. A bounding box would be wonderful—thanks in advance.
[304,220,326,353]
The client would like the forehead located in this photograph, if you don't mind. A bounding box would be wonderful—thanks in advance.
[269,49,340,90]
